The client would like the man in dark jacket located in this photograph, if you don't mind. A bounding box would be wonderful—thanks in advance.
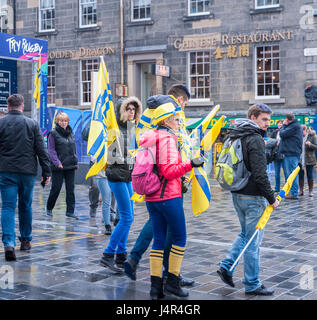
[217,104,279,296]
[279,113,303,199]
[0,94,51,261]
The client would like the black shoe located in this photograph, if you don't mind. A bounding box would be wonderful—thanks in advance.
[66,212,79,219]
[105,224,112,235]
[150,276,165,300]
[217,267,235,287]
[123,258,137,281]
[115,252,127,268]
[4,246,16,261]
[89,208,96,218]
[165,272,189,298]
[20,239,31,251]
[100,253,123,273]
[245,284,274,296]
[179,275,195,287]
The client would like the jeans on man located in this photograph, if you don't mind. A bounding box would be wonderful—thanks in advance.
[0,172,36,247]
[282,156,300,197]
[273,160,283,192]
[220,193,267,292]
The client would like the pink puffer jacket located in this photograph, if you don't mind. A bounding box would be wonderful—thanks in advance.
[139,128,192,202]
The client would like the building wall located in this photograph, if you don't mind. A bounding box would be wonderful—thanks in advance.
[13,0,317,117]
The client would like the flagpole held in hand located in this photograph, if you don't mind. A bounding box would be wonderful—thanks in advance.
[229,166,300,272]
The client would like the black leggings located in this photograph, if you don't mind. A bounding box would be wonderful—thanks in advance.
[46,169,75,213]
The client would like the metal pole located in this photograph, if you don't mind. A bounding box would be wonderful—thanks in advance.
[229,229,259,272]
[31,61,37,121]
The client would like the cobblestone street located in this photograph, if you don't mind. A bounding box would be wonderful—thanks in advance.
[1,174,317,301]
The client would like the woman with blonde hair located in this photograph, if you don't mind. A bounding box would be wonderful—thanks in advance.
[46,112,78,218]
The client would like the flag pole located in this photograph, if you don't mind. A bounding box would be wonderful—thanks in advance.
[229,229,258,272]
[31,60,38,121]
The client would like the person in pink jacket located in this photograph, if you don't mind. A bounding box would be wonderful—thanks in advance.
[139,102,204,299]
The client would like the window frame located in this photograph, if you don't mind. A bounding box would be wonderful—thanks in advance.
[80,58,99,106]
[255,0,280,10]
[188,0,210,16]
[254,45,280,100]
[47,60,56,106]
[39,0,55,32]
[79,0,97,29]
[131,0,151,22]
[187,50,211,102]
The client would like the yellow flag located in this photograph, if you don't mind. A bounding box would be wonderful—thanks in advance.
[33,55,41,109]
[256,166,300,230]
[86,58,119,179]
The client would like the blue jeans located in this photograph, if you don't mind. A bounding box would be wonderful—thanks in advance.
[146,197,186,251]
[0,172,36,247]
[273,160,283,192]
[96,177,111,226]
[220,193,267,292]
[104,181,134,254]
[282,156,300,196]
[129,218,171,273]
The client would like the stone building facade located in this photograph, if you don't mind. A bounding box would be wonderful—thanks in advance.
[2,0,317,119]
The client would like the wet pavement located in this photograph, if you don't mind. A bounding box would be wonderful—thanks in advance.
[1,173,317,301]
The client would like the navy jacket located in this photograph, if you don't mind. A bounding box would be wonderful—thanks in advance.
[279,120,303,157]
[0,110,51,177]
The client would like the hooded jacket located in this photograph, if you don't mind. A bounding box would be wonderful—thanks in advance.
[229,119,275,205]
[140,127,192,202]
[106,96,142,182]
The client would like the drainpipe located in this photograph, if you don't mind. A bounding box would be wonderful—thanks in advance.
[13,0,16,34]
[120,0,124,84]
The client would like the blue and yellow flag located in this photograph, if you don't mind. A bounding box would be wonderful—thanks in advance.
[33,55,41,109]
[86,58,119,179]
[191,166,211,216]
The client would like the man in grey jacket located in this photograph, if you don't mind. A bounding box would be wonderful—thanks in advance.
[0,94,51,261]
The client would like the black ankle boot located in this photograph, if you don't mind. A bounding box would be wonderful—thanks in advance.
[165,272,189,298]
[150,276,165,300]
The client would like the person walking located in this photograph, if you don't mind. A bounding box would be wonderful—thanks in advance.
[123,85,194,287]
[99,96,142,271]
[0,94,51,261]
[140,102,204,299]
[299,126,317,197]
[270,119,284,192]
[217,104,279,296]
[279,113,303,200]
[46,112,78,218]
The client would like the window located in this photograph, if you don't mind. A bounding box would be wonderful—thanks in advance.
[132,0,151,21]
[47,61,56,105]
[256,45,280,98]
[255,0,279,9]
[39,0,55,32]
[189,51,210,100]
[80,59,98,105]
[189,0,210,15]
[79,0,97,28]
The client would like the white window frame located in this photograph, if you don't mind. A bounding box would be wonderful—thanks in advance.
[254,45,280,100]
[39,0,55,32]
[187,51,211,101]
[255,0,280,9]
[80,58,99,106]
[131,0,151,22]
[79,0,97,28]
[47,61,56,106]
[188,0,210,16]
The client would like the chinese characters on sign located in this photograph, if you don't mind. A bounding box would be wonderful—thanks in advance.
[213,44,250,59]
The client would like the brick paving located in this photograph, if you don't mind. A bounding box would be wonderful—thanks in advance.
[1,174,317,300]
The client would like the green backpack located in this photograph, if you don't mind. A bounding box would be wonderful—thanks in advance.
[215,137,251,191]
